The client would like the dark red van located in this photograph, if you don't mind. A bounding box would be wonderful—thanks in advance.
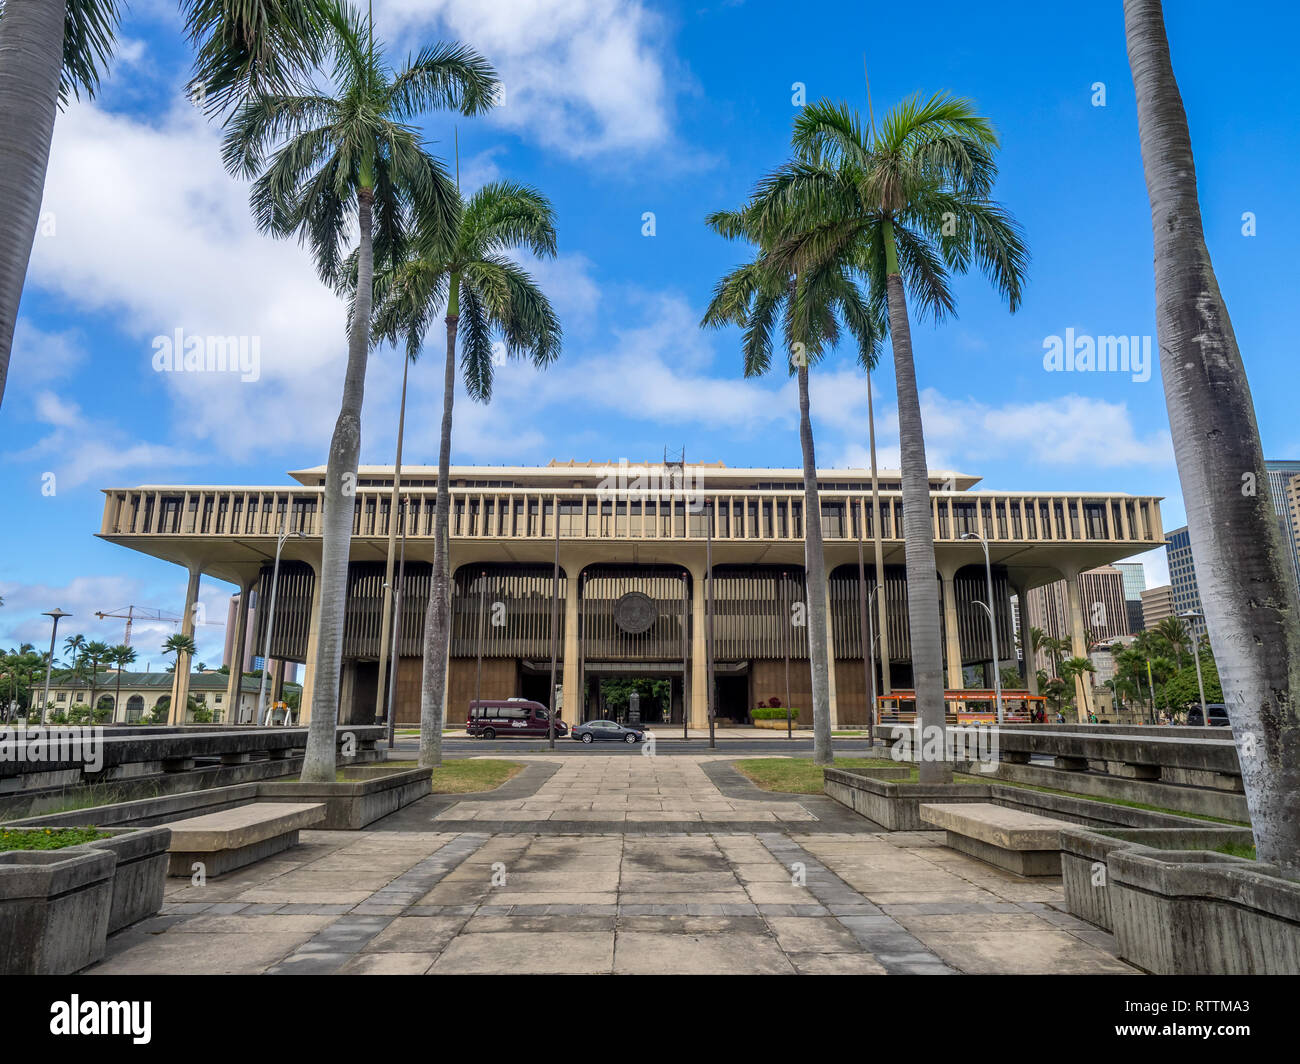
[466,699,567,740]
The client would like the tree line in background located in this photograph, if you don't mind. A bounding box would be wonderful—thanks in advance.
[1017,614,1220,721]
[0,0,1295,872]
[0,631,298,724]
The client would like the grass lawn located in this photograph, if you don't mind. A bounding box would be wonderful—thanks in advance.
[972,775,1251,826]
[1211,841,1257,859]
[732,757,911,794]
[0,826,111,852]
[733,758,1252,828]
[287,759,522,792]
[430,759,524,794]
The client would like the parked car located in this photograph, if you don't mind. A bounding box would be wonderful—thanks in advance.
[572,719,645,744]
[1185,704,1229,727]
[466,699,567,740]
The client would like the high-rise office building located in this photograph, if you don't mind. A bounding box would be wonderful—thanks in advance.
[1265,459,1300,602]
[1116,561,1147,634]
[1164,525,1205,640]
[1024,565,1130,674]
[1140,584,1174,629]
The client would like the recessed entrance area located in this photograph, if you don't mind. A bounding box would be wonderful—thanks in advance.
[579,666,686,725]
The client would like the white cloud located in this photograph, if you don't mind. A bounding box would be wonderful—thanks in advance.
[1122,546,1171,589]
[376,0,680,158]
[29,98,352,461]
[7,321,85,389]
[824,389,1173,479]
[0,573,235,668]
[8,389,206,489]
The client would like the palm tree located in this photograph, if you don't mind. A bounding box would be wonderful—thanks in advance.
[371,180,561,768]
[747,94,1027,781]
[1154,616,1190,667]
[82,640,109,718]
[161,633,197,723]
[1019,625,1049,694]
[62,632,86,670]
[1060,656,1096,714]
[1040,635,1070,680]
[0,0,342,410]
[224,4,496,781]
[1124,0,1300,872]
[108,643,136,724]
[701,193,882,767]
[1147,655,1177,717]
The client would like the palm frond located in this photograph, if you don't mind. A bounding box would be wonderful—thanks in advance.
[386,41,498,120]
[184,0,338,114]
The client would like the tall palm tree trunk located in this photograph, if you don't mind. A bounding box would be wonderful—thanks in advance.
[883,230,949,783]
[419,277,459,769]
[302,188,375,781]
[796,361,833,765]
[373,353,411,724]
[0,0,66,410]
[1125,0,1300,873]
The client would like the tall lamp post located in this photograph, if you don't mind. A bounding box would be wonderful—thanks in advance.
[866,584,881,739]
[961,532,1003,724]
[384,499,408,750]
[1179,609,1209,722]
[257,527,303,725]
[38,608,71,725]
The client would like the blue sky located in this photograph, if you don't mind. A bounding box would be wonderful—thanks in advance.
[3,0,1298,667]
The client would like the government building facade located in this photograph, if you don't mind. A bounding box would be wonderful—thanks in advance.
[96,461,1164,727]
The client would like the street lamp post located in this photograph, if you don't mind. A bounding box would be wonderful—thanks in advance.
[961,532,1003,724]
[384,499,408,750]
[257,526,303,726]
[866,584,881,740]
[38,608,71,725]
[1180,610,1209,722]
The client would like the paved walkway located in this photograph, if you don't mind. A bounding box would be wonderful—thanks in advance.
[86,756,1135,975]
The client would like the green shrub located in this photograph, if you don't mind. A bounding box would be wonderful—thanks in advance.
[0,827,112,852]
[751,706,801,720]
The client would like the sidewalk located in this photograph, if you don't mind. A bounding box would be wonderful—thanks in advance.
[422,727,872,741]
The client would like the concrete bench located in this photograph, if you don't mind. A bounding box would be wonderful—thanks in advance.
[161,802,325,878]
[919,802,1073,877]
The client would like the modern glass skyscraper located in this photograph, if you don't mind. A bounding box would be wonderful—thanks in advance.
[1164,525,1205,639]
[1265,459,1300,603]
[1116,561,1147,633]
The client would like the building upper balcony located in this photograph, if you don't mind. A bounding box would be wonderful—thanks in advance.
[99,464,1164,556]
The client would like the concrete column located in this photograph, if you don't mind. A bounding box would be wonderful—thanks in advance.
[298,564,323,725]
[271,659,285,704]
[170,565,202,724]
[560,571,580,724]
[337,661,356,724]
[1063,568,1096,721]
[940,569,963,691]
[1011,581,1038,696]
[824,582,839,728]
[689,566,709,728]
[224,581,253,724]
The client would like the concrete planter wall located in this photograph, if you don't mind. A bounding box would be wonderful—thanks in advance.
[826,766,1242,835]
[1106,847,1300,974]
[1059,826,1256,932]
[81,827,172,934]
[257,768,432,829]
[822,769,992,830]
[0,847,115,974]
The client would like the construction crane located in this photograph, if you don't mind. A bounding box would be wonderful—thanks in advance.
[93,605,183,647]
